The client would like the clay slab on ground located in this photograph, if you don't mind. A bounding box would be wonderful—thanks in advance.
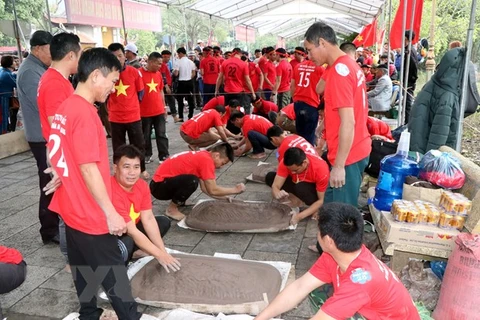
[185,201,291,232]
[131,254,282,304]
[252,164,277,183]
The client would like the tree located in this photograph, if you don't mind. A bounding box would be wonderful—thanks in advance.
[127,29,158,56]
[163,7,209,49]
[0,0,47,46]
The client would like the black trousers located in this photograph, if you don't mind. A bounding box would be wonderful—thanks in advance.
[265,172,318,205]
[117,215,171,263]
[203,83,216,106]
[66,226,142,320]
[28,142,60,241]
[176,80,195,120]
[404,87,415,123]
[110,120,146,172]
[224,92,243,108]
[150,175,199,205]
[141,114,169,160]
[163,89,177,116]
[0,261,27,318]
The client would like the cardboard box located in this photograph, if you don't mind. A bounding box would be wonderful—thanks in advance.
[403,183,443,205]
[378,210,459,254]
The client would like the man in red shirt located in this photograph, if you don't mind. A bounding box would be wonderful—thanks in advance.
[139,52,169,164]
[252,96,278,118]
[266,126,317,162]
[361,64,375,82]
[269,102,297,133]
[160,50,179,122]
[260,47,277,101]
[265,148,328,225]
[48,48,143,319]
[241,54,263,114]
[36,33,80,248]
[215,47,256,108]
[107,43,148,178]
[200,46,219,106]
[367,116,394,141]
[291,56,324,146]
[290,47,306,71]
[213,46,225,65]
[111,145,180,272]
[150,143,246,220]
[0,245,26,319]
[180,107,228,148]
[255,203,420,320]
[229,111,274,159]
[37,32,81,269]
[272,48,292,110]
[304,22,371,206]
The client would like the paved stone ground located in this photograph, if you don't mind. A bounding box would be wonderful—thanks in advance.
[0,116,365,319]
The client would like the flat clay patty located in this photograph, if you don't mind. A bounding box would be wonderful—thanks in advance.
[252,164,277,182]
[185,201,291,232]
[131,254,282,304]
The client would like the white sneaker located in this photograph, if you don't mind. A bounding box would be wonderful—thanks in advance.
[145,156,153,164]
[62,313,80,320]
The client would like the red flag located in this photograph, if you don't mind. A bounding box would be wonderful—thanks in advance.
[389,0,424,49]
[353,18,377,47]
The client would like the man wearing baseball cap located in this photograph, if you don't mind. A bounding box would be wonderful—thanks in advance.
[17,30,60,244]
[125,43,141,69]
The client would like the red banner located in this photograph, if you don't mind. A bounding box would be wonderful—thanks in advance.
[235,25,256,43]
[353,18,377,48]
[65,0,162,32]
[389,0,424,49]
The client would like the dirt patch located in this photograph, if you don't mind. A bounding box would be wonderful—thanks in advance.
[461,112,480,166]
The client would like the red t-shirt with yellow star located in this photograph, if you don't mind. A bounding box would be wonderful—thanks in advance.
[139,68,165,117]
[108,65,144,123]
[111,176,152,225]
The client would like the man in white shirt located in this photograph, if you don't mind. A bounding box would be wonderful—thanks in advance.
[173,47,196,121]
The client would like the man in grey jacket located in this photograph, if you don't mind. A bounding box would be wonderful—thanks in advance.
[367,66,392,112]
[16,30,58,244]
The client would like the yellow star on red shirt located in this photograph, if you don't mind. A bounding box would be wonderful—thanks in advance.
[146,78,159,93]
[129,203,140,223]
[115,79,130,96]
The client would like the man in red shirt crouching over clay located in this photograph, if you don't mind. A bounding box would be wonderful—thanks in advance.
[255,203,420,320]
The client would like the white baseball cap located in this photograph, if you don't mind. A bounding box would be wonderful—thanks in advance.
[197,39,203,44]
[125,43,138,54]
[356,47,364,52]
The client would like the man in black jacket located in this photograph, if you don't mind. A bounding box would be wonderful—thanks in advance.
[404,30,418,123]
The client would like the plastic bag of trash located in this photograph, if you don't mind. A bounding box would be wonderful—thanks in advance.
[400,260,441,311]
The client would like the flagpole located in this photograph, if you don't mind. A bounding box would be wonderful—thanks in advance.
[386,0,393,75]
[456,0,477,151]
[401,0,417,125]
[397,0,408,127]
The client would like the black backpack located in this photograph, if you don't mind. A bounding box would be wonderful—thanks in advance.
[365,139,398,178]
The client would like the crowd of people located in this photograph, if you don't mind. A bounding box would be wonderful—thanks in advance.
[0,22,423,320]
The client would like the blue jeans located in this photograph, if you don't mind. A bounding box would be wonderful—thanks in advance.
[247,130,276,154]
[294,101,319,146]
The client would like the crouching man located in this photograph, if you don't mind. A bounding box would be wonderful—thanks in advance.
[150,143,246,220]
[112,145,180,272]
[266,147,329,225]
[255,203,420,320]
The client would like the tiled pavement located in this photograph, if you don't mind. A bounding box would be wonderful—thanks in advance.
[0,116,365,319]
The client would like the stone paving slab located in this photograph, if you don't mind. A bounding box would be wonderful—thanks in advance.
[0,117,319,319]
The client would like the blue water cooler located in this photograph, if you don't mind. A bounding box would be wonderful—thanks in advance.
[373,130,419,211]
